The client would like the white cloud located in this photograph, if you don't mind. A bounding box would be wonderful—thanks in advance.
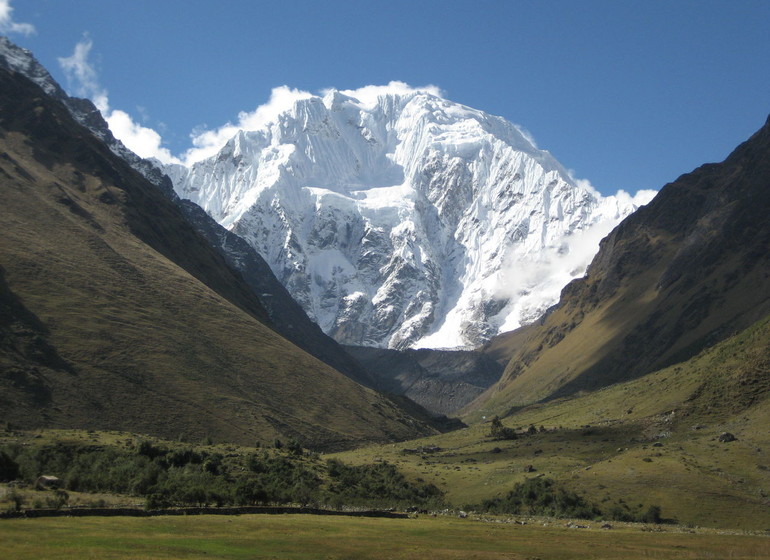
[617,188,657,207]
[182,85,314,165]
[491,218,620,332]
[491,180,657,331]
[57,36,109,112]
[0,0,35,36]
[58,37,180,165]
[105,110,180,164]
[495,220,613,302]
[569,171,657,208]
[334,81,444,107]
[514,124,539,149]
[569,174,600,197]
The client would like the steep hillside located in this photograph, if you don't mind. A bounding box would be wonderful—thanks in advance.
[0,36,374,389]
[0,66,434,450]
[176,200,376,388]
[471,115,770,416]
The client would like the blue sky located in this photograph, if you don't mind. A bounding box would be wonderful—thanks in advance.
[4,0,770,196]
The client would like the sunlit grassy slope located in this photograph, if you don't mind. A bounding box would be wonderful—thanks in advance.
[335,314,770,530]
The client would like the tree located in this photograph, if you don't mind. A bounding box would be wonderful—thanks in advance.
[489,417,517,440]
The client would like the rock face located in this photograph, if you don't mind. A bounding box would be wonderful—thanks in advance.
[166,88,647,349]
[344,346,503,416]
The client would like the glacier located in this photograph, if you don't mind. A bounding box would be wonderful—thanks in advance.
[166,86,653,349]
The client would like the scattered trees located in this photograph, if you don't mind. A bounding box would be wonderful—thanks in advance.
[475,477,600,519]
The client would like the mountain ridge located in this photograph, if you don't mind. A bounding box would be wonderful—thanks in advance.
[0,35,382,389]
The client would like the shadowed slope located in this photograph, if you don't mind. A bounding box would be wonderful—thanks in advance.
[345,345,502,416]
[470,116,770,417]
[0,67,433,450]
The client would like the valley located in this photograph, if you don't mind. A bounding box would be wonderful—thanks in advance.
[0,28,769,558]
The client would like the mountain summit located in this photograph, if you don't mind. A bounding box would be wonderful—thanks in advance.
[167,87,651,349]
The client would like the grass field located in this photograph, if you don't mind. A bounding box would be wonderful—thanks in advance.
[1,514,769,560]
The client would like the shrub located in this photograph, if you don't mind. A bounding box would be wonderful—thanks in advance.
[0,450,20,482]
[145,493,171,510]
[234,478,269,505]
[287,439,303,456]
[489,417,517,440]
[640,505,663,524]
[607,501,667,523]
[7,490,24,512]
[324,459,443,509]
[46,489,69,509]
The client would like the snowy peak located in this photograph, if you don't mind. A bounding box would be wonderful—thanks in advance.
[0,36,66,99]
[167,87,651,349]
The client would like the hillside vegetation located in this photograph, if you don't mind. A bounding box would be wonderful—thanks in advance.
[0,429,443,512]
[335,314,770,530]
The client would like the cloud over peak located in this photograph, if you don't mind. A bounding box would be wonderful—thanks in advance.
[49,44,448,169]
[182,86,314,165]
[58,37,180,165]
[0,0,35,36]
[334,81,444,107]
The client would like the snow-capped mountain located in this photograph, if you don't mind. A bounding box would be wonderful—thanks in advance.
[167,87,651,349]
[0,36,650,351]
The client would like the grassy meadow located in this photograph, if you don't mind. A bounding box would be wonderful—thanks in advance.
[2,513,769,560]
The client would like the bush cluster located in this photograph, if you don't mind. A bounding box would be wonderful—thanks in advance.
[0,441,444,511]
[471,477,667,523]
[488,417,517,440]
[325,460,443,509]
[475,477,600,519]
